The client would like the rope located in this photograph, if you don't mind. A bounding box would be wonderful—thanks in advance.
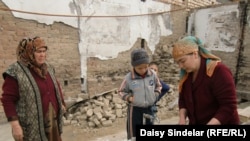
[0,6,186,18]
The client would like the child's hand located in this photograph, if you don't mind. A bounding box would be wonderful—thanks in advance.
[128,96,133,103]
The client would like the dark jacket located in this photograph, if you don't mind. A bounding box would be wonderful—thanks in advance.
[119,68,162,108]
[179,57,240,124]
[157,80,170,102]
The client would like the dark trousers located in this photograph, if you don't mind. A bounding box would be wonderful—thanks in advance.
[126,105,153,140]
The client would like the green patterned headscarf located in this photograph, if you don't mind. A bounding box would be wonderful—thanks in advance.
[172,36,221,92]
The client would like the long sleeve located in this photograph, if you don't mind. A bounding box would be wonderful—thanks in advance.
[1,75,19,120]
[179,57,239,124]
[210,63,239,124]
[157,80,170,101]
[154,75,162,94]
[118,78,132,102]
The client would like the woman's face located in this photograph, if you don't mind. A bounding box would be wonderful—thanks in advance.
[34,47,47,66]
[134,63,148,76]
[175,52,198,73]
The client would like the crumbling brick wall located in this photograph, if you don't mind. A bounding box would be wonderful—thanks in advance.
[86,5,188,97]
[0,1,81,124]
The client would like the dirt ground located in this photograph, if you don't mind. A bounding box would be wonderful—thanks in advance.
[62,117,127,141]
[0,89,179,141]
[61,111,178,141]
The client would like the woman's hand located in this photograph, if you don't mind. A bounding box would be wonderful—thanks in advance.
[178,118,187,125]
[10,120,23,141]
[62,104,66,113]
[207,118,221,125]
[178,108,187,125]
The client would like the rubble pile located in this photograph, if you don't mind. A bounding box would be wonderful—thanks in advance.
[61,39,181,129]
[63,84,179,128]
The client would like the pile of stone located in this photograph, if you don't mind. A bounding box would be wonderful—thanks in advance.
[237,101,250,124]
[63,84,179,128]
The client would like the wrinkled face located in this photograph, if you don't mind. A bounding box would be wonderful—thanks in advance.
[175,52,197,73]
[149,64,158,75]
[34,47,47,66]
[134,63,148,76]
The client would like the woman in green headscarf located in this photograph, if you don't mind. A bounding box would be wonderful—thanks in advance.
[172,36,239,125]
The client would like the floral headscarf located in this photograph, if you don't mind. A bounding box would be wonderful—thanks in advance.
[172,36,221,92]
[17,37,48,79]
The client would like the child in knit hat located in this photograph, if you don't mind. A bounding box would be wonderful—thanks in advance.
[118,48,162,140]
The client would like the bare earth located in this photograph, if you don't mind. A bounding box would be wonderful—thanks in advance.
[62,117,128,141]
[62,115,179,141]
[0,114,178,141]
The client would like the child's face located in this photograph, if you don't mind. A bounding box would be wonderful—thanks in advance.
[134,63,148,76]
[149,64,158,75]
